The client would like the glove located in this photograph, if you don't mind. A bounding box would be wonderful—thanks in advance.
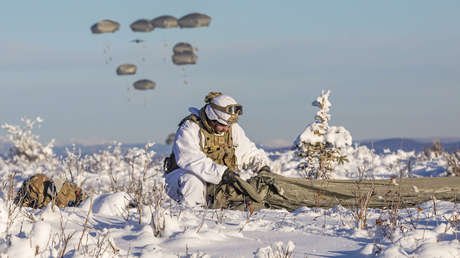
[257,165,271,174]
[221,168,237,183]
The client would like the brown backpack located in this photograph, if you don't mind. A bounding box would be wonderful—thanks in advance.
[14,174,86,209]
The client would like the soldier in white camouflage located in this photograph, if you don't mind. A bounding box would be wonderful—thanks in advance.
[164,92,270,208]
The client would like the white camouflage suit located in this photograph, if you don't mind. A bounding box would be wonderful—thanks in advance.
[165,107,270,207]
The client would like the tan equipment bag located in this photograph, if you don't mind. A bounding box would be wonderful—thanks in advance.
[14,174,86,209]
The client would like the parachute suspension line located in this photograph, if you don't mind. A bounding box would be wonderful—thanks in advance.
[101,40,113,65]
[143,95,146,107]
[140,41,148,63]
[101,41,107,64]
[142,81,155,107]
[126,83,132,103]
[141,61,146,77]
[105,41,112,65]
[162,40,169,64]
[181,67,190,86]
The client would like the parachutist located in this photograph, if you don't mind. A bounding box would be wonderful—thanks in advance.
[130,39,145,44]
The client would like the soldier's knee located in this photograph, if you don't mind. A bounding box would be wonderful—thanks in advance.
[179,174,206,206]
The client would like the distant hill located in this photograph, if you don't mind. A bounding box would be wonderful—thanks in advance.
[1,138,458,158]
[0,141,173,160]
[356,138,460,154]
[53,143,173,158]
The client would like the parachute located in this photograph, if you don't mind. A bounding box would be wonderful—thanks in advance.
[130,39,145,44]
[165,133,176,145]
[178,13,211,28]
[90,20,118,64]
[91,19,120,34]
[172,52,197,65]
[133,79,156,90]
[151,15,178,28]
[172,42,197,65]
[89,12,211,91]
[208,171,460,211]
[173,42,194,54]
[116,64,137,75]
[130,19,154,32]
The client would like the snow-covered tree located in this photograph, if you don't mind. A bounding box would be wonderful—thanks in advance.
[294,90,352,179]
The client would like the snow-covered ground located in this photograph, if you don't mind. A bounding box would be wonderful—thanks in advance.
[0,111,459,257]
[0,138,459,257]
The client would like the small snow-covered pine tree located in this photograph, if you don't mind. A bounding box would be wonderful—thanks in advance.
[294,90,352,179]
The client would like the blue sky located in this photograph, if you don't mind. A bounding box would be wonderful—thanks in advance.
[1,1,459,146]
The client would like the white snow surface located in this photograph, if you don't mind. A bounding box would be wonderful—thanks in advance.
[0,142,459,257]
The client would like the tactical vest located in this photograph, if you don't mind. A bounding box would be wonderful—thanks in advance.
[164,108,238,173]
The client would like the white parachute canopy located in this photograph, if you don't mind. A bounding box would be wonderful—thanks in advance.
[172,42,194,54]
[172,42,197,65]
[178,13,211,28]
[116,64,137,76]
[91,19,120,34]
[151,15,178,28]
[130,19,154,32]
[133,79,156,90]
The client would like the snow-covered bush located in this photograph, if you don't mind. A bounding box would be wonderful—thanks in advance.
[420,141,459,177]
[0,114,459,257]
[423,140,444,159]
[0,117,61,188]
[254,240,295,258]
[75,141,167,225]
[84,142,123,177]
[425,141,460,176]
[294,90,352,179]
[1,117,55,163]
[446,151,460,176]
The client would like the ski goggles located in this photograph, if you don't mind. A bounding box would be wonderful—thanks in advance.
[210,102,243,115]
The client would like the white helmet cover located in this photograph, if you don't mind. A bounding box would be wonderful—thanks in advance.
[205,94,238,125]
